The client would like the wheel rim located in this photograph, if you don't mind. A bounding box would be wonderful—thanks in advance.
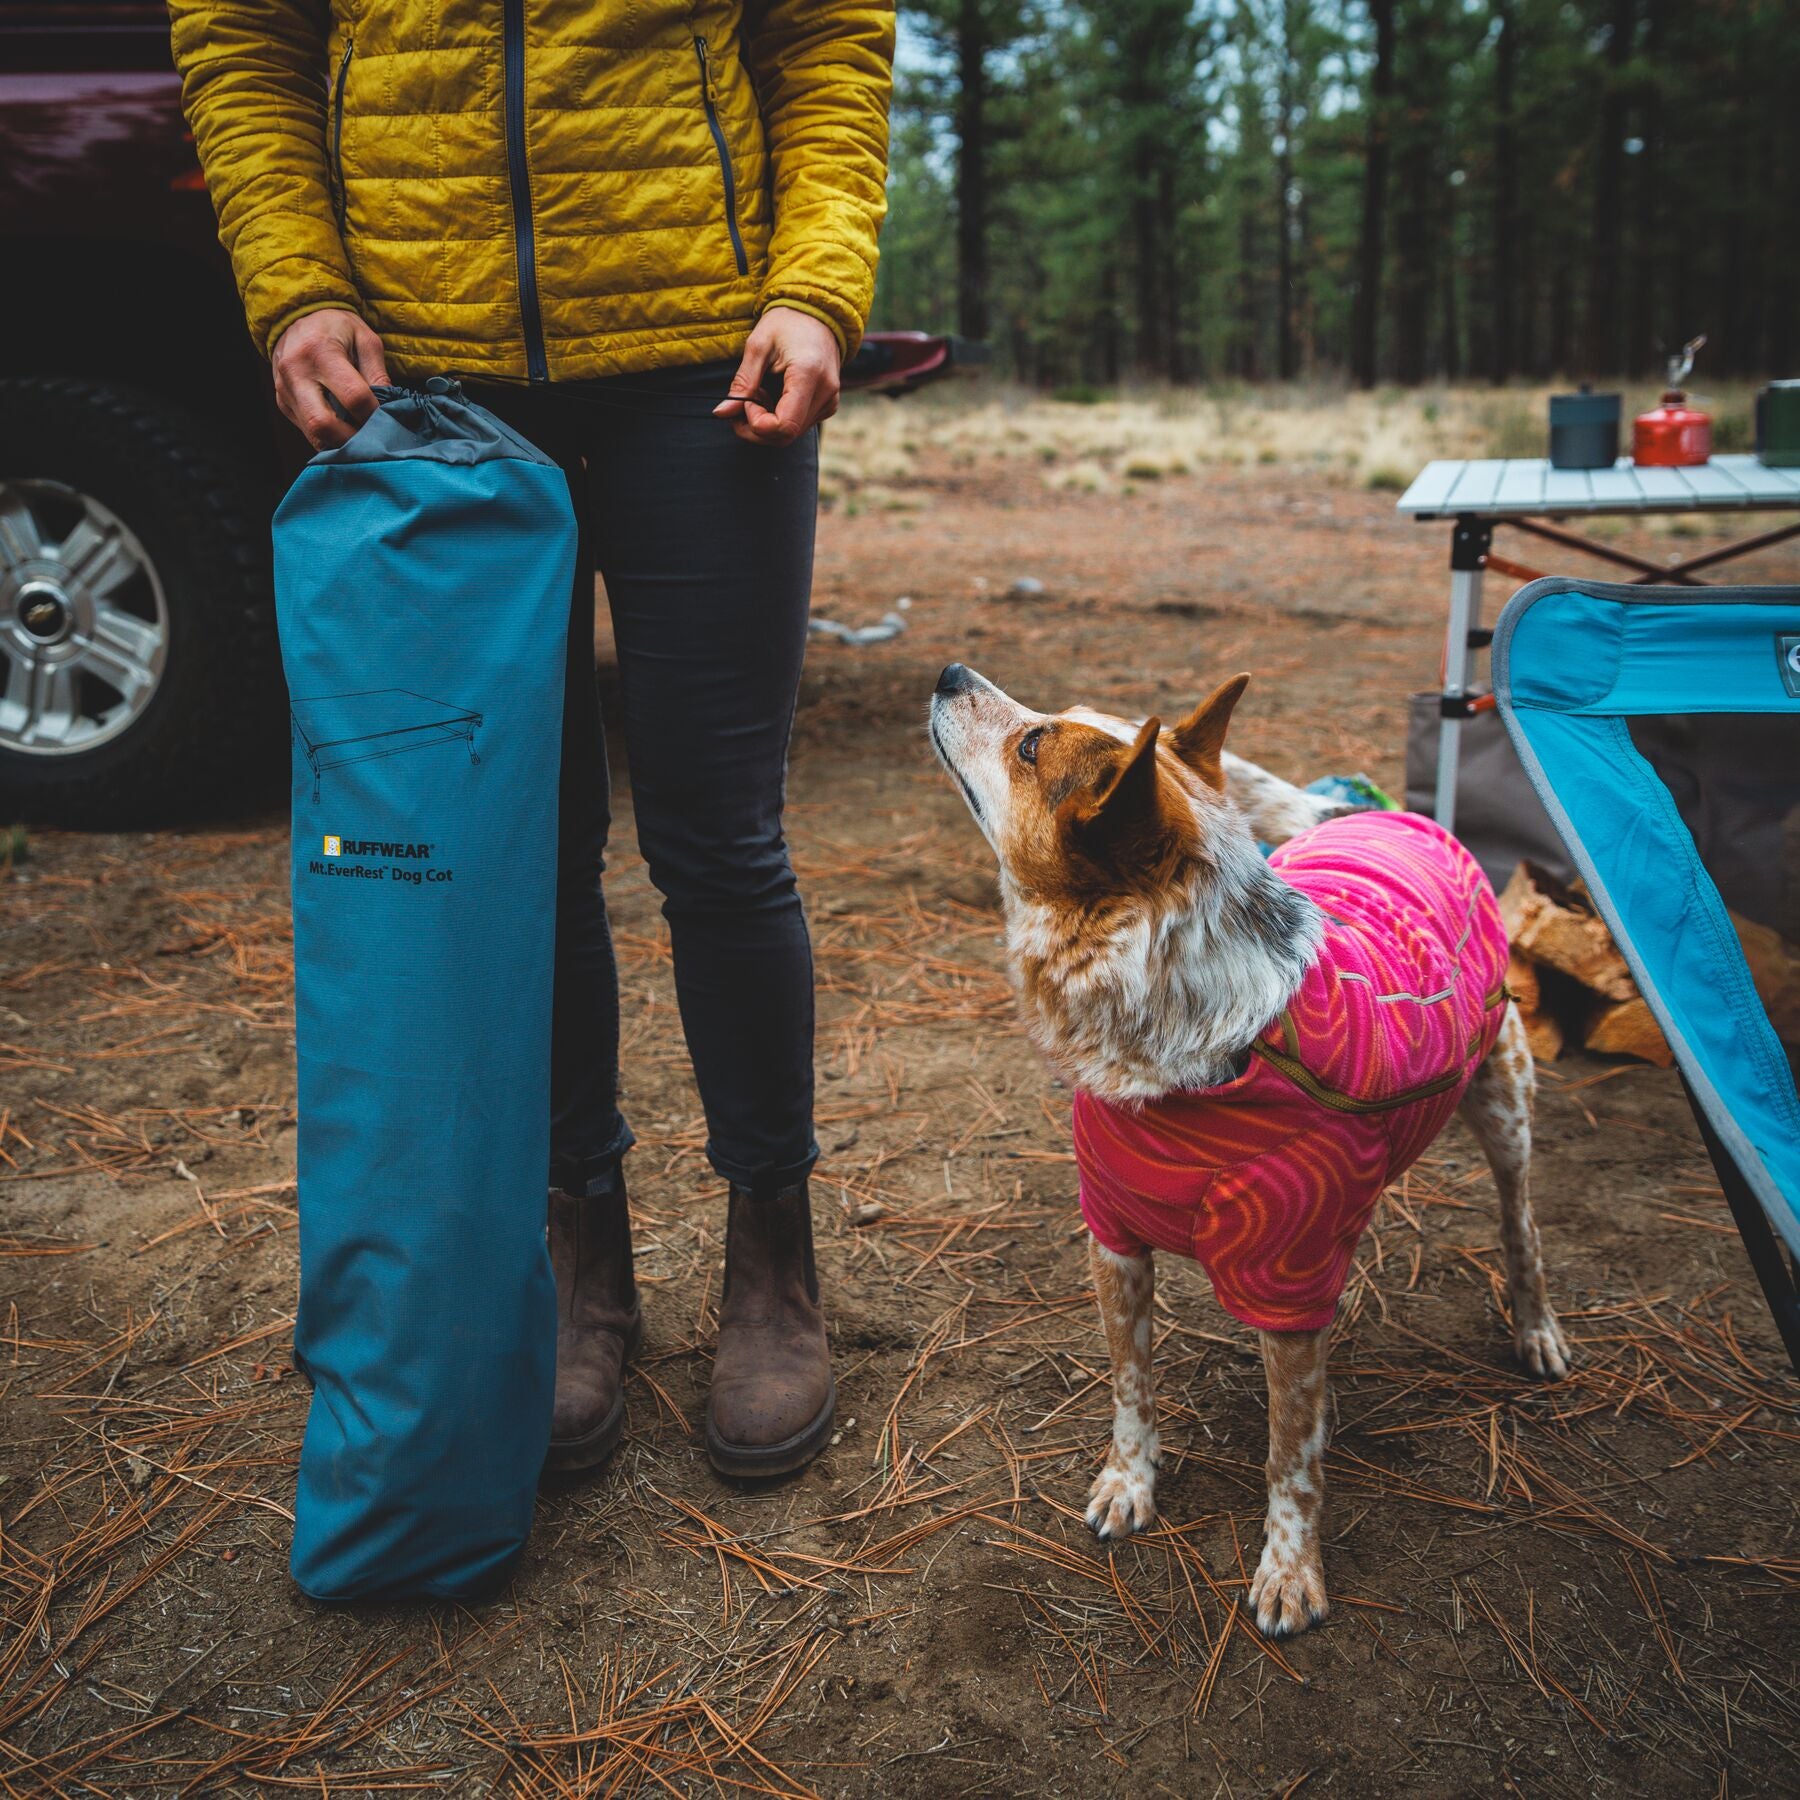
[0,479,169,757]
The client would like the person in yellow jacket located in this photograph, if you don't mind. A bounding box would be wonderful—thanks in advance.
[169,0,894,1484]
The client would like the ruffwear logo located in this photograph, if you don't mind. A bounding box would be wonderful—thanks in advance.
[319,836,433,859]
[307,834,449,886]
[1779,634,1800,700]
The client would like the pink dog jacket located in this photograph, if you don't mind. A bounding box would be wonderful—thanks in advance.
[1074,812,1510,1332]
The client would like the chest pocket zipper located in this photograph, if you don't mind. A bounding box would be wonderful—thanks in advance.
[329,37,354,232]
[694,36,749,277]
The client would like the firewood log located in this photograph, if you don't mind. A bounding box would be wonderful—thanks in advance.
[1521,1007,1565,1063]
[1503,950,1562,1060]
[1505,948,1540,1015]
[1499,862,1637,1001]
[1582,995,1673,1067]
[1729,910,1800,1043]
[1496,863,1546,941]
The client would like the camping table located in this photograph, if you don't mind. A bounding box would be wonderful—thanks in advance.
[1396,454,1800,831]
[290,688,482,803]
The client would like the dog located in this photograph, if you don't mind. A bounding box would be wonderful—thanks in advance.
[929,663,1570,1637]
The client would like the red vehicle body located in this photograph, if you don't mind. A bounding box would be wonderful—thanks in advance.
[0,3,976,824]
[0,6,278,456]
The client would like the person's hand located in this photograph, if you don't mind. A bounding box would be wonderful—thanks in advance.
[271,308,390,450]
[714,306,841,446]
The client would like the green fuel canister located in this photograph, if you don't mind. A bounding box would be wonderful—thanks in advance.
[1755,381,1800,468]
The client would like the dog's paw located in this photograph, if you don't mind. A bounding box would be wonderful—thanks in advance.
[1249,1539,1328,1638]
[1086,1456,1157,1541]
[1514,1310,1572,1380]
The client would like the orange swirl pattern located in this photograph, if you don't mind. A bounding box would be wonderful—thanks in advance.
[1074,812,1510,1332]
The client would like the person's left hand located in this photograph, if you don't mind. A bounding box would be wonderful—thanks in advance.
[714,306,841,446]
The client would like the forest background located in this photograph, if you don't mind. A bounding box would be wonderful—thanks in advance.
[868,0,1800,389]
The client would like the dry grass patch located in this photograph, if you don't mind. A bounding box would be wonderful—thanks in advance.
[823,379,1774,502]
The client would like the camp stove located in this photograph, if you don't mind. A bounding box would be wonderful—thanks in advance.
[1634,335,1713,466]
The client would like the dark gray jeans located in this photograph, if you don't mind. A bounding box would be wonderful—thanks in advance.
[483,362,818,1198]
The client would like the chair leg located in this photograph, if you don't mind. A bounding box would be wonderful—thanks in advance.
[1684,1083,1800,1377]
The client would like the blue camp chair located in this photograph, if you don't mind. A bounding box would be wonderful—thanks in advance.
[1492,578,1800,1373]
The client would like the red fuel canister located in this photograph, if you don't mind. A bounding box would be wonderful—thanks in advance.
[1634,335,1712,467]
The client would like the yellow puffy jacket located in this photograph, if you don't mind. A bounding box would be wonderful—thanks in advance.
[167,0,894,380]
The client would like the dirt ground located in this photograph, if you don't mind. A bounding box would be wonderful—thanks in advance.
[3,401,1799,1796]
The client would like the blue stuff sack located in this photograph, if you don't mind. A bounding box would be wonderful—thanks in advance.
[272,382,576,1600]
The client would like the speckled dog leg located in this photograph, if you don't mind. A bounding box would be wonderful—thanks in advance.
[1085,1239,1160,1539]
[1250,1325,1331,1637]
[1458,1002,1571,1379]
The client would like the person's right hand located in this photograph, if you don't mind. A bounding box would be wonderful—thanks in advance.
[271,308,390,449]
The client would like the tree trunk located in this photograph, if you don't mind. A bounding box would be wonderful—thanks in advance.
[1235,189,1262,378]
[1550,263,1573,376]
[1099,262,1122,386]
[1583,0,1634,375]
[1441,171,1460,379]
[955,0,990,343]
[1393,129,1431,384]
[1132,134,1167,376]
[1774,27,1800,374]
[1627,0,1660,374]
[1275,3,1298,380]
[1159,156,1183,381]
[1296,177,1316,370]
[1350,0,1396,387]
[1490,0,1517,383]
[1392,12,1434,388]
[1720,23,1751,376]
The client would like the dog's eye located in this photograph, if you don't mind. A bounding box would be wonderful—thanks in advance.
[1018,727,1045,766]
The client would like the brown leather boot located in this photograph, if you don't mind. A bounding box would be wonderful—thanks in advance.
[705,1181,835,1478]
[545,1182,643,1473]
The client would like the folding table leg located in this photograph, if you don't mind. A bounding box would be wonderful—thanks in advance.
[1434,515,1490,833]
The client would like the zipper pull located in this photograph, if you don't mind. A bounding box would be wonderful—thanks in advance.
[695,35,717,106]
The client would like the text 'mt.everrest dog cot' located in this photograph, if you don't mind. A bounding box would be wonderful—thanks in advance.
[273,382,577,1599]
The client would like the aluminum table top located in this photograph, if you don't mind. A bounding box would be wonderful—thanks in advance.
[1397,454,1800,521]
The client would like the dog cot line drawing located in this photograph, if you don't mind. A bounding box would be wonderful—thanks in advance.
[290,688,483,804]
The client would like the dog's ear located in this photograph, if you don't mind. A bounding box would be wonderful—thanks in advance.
[1070,716,1163,843]
[1169,673,1250,790]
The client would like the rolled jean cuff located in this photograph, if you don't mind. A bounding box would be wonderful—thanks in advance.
[549,1119,636,1199]
[707,1136,819,1198]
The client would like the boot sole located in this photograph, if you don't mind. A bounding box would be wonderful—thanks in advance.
[704,1377,836,1480]
[543,1311,644,1475]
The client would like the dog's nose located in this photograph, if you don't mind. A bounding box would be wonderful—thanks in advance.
[936,663,976,696]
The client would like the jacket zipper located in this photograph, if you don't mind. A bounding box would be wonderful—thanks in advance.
[329,38,353,233]
[502,0,550,381]
[694,36,749,278]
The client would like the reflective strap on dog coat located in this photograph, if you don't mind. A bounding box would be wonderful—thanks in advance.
[1249,981,1510,1116]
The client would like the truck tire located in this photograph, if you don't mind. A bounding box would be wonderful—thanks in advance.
[0,376,283,827]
